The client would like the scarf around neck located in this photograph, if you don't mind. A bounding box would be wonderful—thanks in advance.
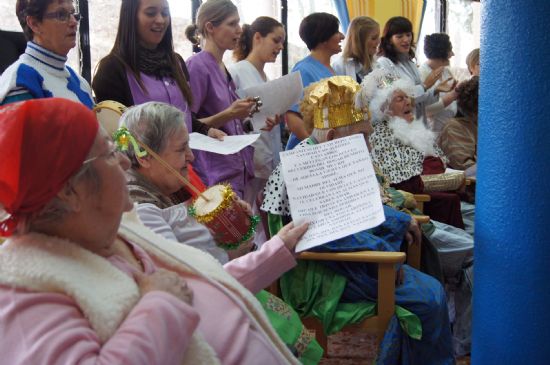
[137,45,173,79]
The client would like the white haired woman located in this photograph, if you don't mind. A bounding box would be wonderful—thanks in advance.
[121,101,323,363]
[0,98,309,364]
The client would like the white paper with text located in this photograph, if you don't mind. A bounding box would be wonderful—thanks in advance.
[189,133,260,155]
[280,134,385,252]
[236,72,303,131]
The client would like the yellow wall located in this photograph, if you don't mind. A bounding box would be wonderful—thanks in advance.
[346,0,425,42]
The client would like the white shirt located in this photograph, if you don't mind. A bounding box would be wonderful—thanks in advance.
[228,60,282,180]
[136,202,229,264]
[419,62,457,134]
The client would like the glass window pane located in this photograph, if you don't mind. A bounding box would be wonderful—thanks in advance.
[0,0,21,32]
[224,0,282,80]
[447,0,481,77]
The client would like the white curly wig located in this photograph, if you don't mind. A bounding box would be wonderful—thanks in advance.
[355,68,418,124]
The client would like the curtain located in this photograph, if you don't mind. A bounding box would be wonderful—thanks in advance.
[339,0,426,42]
[333,0,351,32]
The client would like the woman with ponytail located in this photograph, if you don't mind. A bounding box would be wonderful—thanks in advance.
[228,16,285,210]
[184,0,257,200]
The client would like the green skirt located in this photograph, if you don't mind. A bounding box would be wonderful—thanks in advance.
[256,290,324,364]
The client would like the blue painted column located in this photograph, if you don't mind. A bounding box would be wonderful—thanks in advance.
[474,1,550,364]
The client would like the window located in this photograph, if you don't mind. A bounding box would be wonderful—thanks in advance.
[225,0,283,80]
[447,0,481,71]
[416,0,481,81]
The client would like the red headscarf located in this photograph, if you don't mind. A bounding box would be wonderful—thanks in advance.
[0,98,99,236]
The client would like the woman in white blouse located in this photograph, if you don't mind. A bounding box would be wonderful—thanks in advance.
[228,16,285,210]
[376,16,452,124]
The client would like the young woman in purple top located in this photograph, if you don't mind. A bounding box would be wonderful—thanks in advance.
[92,0,224,140]
[185,0,257,199]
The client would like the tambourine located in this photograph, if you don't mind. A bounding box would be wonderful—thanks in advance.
[93,100,127,136]
[188,184,259,250]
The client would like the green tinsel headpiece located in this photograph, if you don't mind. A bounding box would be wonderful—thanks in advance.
[112,126,147,158]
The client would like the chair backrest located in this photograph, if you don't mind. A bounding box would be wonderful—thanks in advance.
[0,30,26,75]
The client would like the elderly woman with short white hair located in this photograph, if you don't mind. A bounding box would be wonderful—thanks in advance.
[0,97,308,365]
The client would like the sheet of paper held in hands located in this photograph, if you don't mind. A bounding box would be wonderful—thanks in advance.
[189,133,260,155]
[280,134,386,252]
[236,72,303,131]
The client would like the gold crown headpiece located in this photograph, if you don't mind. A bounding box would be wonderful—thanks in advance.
[303,76,369,129]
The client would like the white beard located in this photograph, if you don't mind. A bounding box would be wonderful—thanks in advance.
[387,116,437,156]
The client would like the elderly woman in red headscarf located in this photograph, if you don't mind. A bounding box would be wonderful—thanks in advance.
[0,98,308,364]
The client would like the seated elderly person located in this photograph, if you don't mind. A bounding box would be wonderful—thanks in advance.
[438,76,479,178]
[119,101,323,363]
[120,102,244,263]
[262,76,454,364]
[0,98,310,365]
[362,69,465,229]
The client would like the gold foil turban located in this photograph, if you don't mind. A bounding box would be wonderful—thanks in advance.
[301,76,369,129]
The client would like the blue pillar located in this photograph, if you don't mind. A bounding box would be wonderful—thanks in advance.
[474,1,550,364]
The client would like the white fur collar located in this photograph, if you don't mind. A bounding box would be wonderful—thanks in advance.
[0,233,140,343]
[388,117,437,156]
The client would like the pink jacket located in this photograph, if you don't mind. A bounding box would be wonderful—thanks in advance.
[0,236,295,365]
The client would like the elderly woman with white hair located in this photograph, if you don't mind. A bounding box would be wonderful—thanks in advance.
[0,98,310,364]
[358,69,474,357]
[358,68,464,229]
[120,101,323,363]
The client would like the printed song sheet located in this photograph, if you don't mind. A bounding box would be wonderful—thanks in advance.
[189,133,260,155]
[280,134,385,252]
[236,72,302,131]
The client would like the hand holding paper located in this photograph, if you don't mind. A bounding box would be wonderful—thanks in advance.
[280,134,385,252]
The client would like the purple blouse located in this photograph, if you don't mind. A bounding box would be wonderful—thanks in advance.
[126,70,192,132]
[186,51,254,197]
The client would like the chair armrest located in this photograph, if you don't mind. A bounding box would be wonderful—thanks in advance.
[413,194,431,212]
[298,250,406,264]
[413,194,431,202]
[413,215,430,224]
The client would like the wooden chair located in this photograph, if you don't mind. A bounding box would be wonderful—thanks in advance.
[292,250,406,352]
[259,192,423,356]
[413,194,431,213]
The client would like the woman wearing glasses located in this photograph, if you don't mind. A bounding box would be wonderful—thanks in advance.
[0,0,93,108]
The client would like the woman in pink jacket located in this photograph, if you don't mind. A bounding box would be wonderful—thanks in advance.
[0,98,308,365]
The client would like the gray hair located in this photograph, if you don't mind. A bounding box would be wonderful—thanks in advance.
[119,102,186,168]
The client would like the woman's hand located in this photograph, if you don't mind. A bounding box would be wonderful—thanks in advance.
[260,115,281,131]
[234,198,253,216]
[405,218,422,247]
[208,127,227,140]
[423,66,445,90]
[276,221,309,252]
[228,98,256,120]
[135,268,194,304]
[436,77,457,94]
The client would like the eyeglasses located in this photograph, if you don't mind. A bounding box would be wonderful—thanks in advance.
[43,9,82,23]
[82,144,122,165]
